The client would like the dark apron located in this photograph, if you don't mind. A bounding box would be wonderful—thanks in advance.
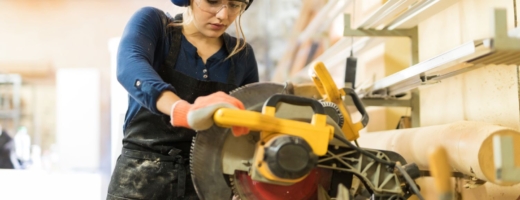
[107,14,238,200]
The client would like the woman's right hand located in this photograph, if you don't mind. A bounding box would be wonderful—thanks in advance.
[170,91,249,136]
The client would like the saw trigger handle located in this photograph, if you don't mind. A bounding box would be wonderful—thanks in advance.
[264,94,325,115]
[310,62,341,102]
[311,61,366,141]
[263,94,328,129]
[343,88,369,127]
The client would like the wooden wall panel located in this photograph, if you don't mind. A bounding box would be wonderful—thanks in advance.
[462,65,520,130]
[419,75,466,127]
[459,0,518,42]
[364,107,388,132]
[384,38,411,75]
[356,43,386,88]
[418,2,463,61]
[417,0,520,199]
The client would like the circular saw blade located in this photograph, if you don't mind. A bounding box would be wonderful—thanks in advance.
[190,82,286,200]
[231,168,333,200]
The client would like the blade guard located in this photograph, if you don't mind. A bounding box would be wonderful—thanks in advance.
[310,61,368,141]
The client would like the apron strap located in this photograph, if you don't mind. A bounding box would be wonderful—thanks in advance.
[165,26,182,70]
[226,58,236,85]
[222,33,237,85]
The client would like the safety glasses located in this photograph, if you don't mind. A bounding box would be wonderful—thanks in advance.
[195,0,248,16]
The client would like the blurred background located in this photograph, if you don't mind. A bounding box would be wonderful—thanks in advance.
[0,1,305,199]
[1,0,519,199]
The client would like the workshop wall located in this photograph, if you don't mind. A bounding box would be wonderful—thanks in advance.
[0,0,181,170]
[0,1,292,199]
[417,0,520,199]
[0,0,291,159]
[424,1,517,199]
[341,0,520,199]
[1,0,519,199]
[352,0,412,132]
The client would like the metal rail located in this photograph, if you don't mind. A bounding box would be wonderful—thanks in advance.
[357,9,520,98]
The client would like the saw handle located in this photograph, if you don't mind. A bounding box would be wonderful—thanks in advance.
[264,94,325,115]
[343,88,369,127]
[213,94,334,155]
[311,61,366,141]
[311,62,341,103]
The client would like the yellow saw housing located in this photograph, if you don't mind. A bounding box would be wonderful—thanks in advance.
[215,93,333,184]
[213,61,366,185]
[213,106,333,156]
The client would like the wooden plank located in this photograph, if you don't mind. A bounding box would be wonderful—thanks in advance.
[357,121,520,186]
[272,0,319,82]
[462,65,520,130]
[418,2,462,61]
[289,39,314,76]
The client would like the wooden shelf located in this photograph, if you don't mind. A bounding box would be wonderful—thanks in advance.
[359,0,459,30]
[288,0,459,83]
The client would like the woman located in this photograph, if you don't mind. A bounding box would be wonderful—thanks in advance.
[107,0,258,199]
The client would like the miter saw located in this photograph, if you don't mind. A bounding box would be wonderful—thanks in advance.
[190,62,424,200]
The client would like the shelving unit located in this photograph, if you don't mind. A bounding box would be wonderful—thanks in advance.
[296,0,352,43]
[357,9,520,98]
[349,9,519,127]
[289,36,378,83]
[0,74,22,133]
[282,2,520,198]
[289,0,458,127]
[358,0,459,30]
[290,0,459,83]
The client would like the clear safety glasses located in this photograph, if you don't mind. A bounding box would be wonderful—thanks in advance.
[195,0,248,16]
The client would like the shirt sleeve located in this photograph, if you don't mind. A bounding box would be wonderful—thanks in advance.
[117,7,175,115]
[241,44,260,86]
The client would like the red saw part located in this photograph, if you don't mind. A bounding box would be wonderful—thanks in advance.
[233,168,333,200]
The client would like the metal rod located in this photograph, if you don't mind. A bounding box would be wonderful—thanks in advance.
[411,89,420,127]
[344,98,411,107]
[515,0,518,27]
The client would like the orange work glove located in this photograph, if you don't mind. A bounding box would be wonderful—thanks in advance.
[170,91,249,136]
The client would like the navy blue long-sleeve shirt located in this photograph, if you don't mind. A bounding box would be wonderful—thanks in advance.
[117,7,259,131]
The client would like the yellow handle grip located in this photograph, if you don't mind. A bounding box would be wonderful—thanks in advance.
[428,146,454,200]
[311,62,363,141]
[213,108,333,156]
